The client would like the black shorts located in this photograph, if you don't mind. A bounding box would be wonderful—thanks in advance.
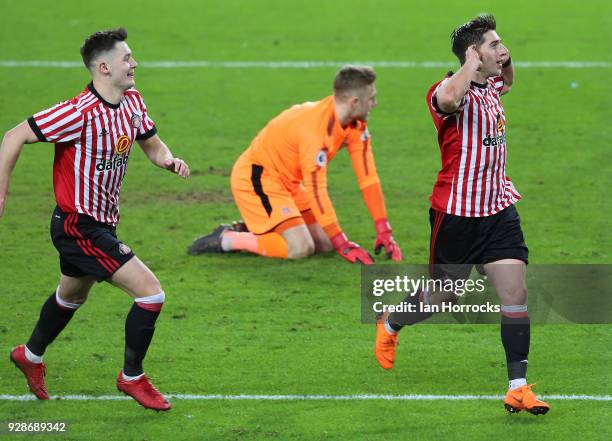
[50,206,135,281]
[429,204,528,280]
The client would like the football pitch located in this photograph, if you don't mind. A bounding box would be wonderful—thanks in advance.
[0,0,610,439]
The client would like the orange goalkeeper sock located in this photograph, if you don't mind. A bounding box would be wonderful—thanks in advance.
[222,231,288,258]
[255,232,289,258]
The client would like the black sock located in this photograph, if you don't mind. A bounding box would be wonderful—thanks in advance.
[501,315,530,381]
[387,290,434,332]
[123,303,161,376]
[26,292,77,356]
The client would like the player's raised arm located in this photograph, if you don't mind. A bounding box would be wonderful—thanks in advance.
[499,44,514,95]
[0,121,41,216]
[346,130,403,261]
[137,134,190,178]
[435,46,482,114]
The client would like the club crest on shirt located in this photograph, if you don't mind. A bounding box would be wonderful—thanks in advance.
[118,243,132,255]
[131,112,142,129]
[315,149,328,167]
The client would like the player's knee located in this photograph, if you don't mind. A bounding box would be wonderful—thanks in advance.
[71,295,88,305]
[512,286,528,302]
[134,291,166,312]
[144,276,163,296]
[57,290,88,307]
[500,285,528,304]
[131,272,163,297]
[287,236,315,259]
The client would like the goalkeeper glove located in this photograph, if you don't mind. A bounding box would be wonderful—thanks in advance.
[374,218,403,261]
[331,232,374,265]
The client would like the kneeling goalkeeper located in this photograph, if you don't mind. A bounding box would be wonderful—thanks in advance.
[188,65,402,264]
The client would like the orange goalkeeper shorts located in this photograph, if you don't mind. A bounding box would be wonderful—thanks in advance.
[230,153,310,234]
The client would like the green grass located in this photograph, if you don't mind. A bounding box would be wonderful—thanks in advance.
[1,0,610,440]
[2,400,611,441]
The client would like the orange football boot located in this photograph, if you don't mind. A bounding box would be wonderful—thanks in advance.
[504,384,550,415]
[374,313,398,370]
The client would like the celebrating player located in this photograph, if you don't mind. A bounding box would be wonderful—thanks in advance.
[0,28,190,411]
[373,14,550,415]
[188,65,402,264]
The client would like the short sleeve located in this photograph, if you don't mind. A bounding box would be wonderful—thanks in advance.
[428,78,467,119]
[489,76,505,94]
[28,101,83,143]
[131,92,157,140]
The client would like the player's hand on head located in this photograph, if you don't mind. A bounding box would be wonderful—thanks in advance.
[163,157,190,178]
[373,218,403,261]
[465,45,483,71]
[500,44,510,66]
[331,232,374,265]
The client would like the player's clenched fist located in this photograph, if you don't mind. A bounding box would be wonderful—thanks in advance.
[373,218,403,261]
[331,232,374,265]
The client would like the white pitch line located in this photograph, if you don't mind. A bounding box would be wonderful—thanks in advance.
[1,394,610,401]
[0,60,610,69]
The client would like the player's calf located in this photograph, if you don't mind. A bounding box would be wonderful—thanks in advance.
[124,292,165,377]
[109,257,169,408]
[119,291,169,409]
[25,289,83,363]
[385,289,439,332]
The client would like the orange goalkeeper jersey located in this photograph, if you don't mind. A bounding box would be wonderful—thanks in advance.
[241,95,387,237]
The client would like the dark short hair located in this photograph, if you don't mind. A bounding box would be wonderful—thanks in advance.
[80,28,128,69]
[451,13,497,65]
[333,65,376,97]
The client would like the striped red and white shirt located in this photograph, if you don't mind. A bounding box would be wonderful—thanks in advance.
[426,74,520,217]
[28,83,156,226]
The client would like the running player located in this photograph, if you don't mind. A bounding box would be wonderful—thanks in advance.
[188,65,402,264]
[0,28,189,411]
[373,14,549,415]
